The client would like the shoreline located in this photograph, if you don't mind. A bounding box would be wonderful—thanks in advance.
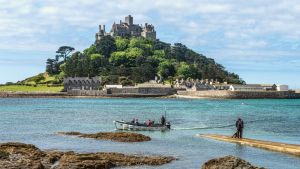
[0,92,170,98]
[1,91,300,99]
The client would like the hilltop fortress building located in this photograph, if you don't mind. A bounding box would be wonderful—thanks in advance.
[96,15,156,41]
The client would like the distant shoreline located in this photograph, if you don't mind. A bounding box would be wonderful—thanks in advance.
[0,91,171,98]
[1,91,300,99]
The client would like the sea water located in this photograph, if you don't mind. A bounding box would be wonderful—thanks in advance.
[0,98,299,169]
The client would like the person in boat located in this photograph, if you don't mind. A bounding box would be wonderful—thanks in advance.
[134,118,139,125]
[131,118,135,124]
[235,117,244,138]
[145,119,150,126]
[149,120,153,127]
[161,115,166,126]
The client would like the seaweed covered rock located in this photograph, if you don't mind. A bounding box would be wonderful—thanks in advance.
[201,155,266,169]
[58,131,151,142]
[0,142,174,169]
[57,152,174,169]
[0,142,47,169]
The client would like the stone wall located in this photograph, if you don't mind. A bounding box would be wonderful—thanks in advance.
[67,90,107,96]
[177,90,300,99]
[107,88,138,94]
[66,87,176,97]
[138,87,175,95]
[0,92,68,98]
[108,87,176,95]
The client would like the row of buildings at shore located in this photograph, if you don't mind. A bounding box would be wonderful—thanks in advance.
[63,76,290,94]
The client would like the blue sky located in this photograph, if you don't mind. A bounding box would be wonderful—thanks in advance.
[0,0,300,89]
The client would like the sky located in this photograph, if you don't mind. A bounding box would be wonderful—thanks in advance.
[0,0,299,89]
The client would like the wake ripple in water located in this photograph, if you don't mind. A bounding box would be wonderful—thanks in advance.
[173,119,264,130]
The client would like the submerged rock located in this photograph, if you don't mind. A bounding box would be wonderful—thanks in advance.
[201,155,266,169]
[58,131,151,142]
[0,142,174,169]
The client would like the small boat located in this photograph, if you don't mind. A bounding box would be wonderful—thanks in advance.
[113,120,171,131]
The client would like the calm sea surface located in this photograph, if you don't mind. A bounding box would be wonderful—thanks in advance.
[0,98,300,169]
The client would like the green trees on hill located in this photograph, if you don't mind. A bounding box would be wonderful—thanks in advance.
[46,36,244,85]
[46,46,75,75]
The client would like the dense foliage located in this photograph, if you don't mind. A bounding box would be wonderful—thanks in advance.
[46,36,244,85]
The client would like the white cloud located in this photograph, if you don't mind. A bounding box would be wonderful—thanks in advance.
[39,6,58,15]
[0,0,300,59]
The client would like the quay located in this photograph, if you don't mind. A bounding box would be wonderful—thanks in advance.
[198,134,300,157]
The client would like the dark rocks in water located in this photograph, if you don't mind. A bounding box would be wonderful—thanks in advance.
[202,155,266,169]
[0,142,47,169]
[58,131,151,142]
[0,142,174,169]
[58,131,82,136]
[57,152,174,169]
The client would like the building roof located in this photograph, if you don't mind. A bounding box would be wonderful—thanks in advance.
[230,85,264,88]
[245,84,275,87]
[63,77,101,83]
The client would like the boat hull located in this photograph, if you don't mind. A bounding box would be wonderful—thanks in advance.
[113,120,169,131]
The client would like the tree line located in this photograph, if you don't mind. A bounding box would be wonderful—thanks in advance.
[46,36,244,85]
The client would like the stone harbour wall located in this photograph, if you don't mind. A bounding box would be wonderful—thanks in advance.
[177,90,300,99]
[67,90,107,96]
[0,92,68,98]
[107,87,176,95]
[65,87,176,97]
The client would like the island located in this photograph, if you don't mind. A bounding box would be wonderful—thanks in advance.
[0,15,299,99]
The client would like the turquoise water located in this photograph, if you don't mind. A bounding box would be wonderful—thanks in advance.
[0,98,300,169]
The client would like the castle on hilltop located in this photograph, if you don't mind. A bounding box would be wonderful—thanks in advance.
[96,15,156,41]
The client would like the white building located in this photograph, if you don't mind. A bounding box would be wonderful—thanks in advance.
[105,85,123,89]
[276,85,289,91]
[229,85,266,91]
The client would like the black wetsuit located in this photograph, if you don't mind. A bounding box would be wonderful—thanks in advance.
[236,119,244,138]
[161,116,166,126]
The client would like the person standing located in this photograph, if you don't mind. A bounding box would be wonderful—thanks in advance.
[235,118,244,138]
[161,115,166,126]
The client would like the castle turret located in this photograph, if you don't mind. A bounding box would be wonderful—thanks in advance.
[95,15,156,42]
[96,24,106,41]
[125,15,133,25]
[141,23,156,40]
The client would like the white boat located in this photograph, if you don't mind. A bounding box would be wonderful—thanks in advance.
[113,120,171,131]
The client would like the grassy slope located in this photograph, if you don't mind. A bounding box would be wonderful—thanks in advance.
[0,85,63,92]
[20,73,57,85]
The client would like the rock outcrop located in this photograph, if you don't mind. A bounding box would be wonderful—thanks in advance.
[201,155,266,169]
[0,142,175,169]
[58,131,151,142]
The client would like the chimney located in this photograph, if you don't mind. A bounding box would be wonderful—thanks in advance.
[99,25,102,31]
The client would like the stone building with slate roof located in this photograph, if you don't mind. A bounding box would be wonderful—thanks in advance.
[63,77,101,91]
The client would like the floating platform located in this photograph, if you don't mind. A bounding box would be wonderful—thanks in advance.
[198,134,300,157]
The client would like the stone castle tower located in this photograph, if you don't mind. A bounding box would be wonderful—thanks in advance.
[96,15,156,41]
